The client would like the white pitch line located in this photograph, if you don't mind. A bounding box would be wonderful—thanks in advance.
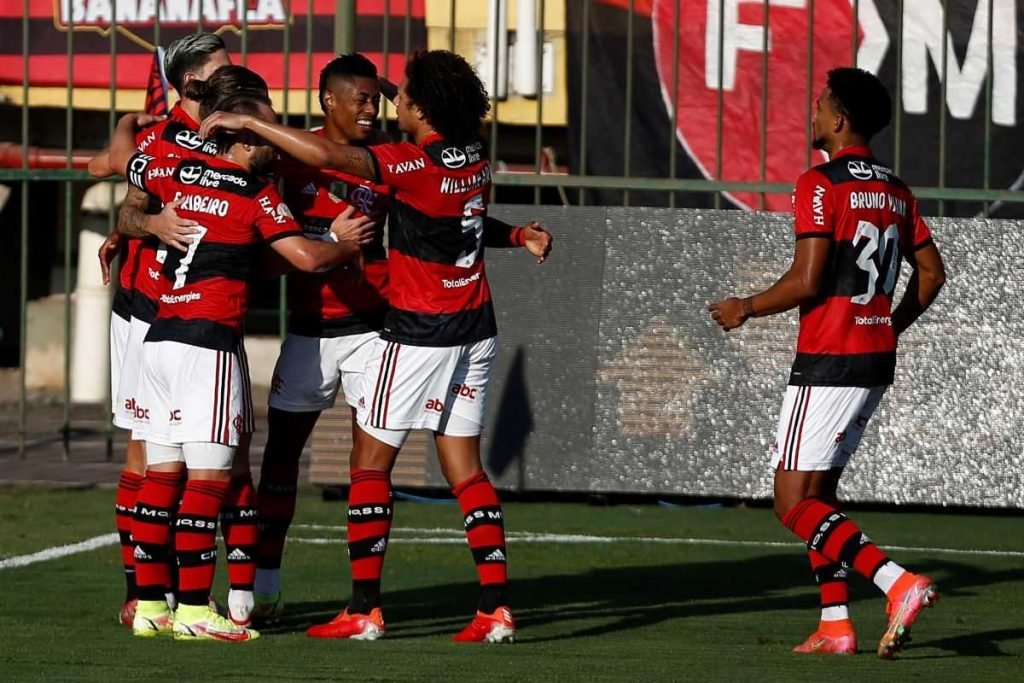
[290,531,1024,558]
[0,533,119,570]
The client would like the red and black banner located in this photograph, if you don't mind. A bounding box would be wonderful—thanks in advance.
[0,0,425,90]
[568,0,1024,217]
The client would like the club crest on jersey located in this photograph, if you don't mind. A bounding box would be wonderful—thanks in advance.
[440,147,467,169]
[349,185,376,214]
[847,160,874,181]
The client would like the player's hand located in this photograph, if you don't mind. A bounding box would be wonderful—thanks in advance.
[521,221,552,263]
[147,197,200,252]
[97,232,122,286]
[329,205,375,245]
[708,297,749,332]
[199,111,251,139]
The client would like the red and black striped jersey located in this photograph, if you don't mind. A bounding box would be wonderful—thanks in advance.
[789,145,933,387]
[278,129,390,337]
[368,134,496,347]
[118,104,217,323]
[126,153,303,352]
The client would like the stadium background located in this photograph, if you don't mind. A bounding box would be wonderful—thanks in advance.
[0,0,1022,505]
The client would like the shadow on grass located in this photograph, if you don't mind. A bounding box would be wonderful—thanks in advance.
[261,550,1024,656]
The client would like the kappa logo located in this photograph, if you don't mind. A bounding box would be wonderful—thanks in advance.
[440,146,467,169]
[847,160,874,181]
[179,165,203,185]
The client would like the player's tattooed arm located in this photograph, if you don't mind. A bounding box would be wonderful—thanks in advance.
[199,113,378,181]
[709,237,831,331]
[891,242,946,337]
[115,186,152,238]
[116,191,200,252]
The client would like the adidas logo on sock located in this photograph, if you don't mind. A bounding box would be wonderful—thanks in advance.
[227,547,251,562]
[483,549,506,562]
[133,545,151,561]
[370,538,388,554]
[301,182,318,195]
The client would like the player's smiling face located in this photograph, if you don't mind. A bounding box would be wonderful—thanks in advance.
[325,75,381,144]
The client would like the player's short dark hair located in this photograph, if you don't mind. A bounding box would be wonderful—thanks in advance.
[318,53,379,113]
[827,67,892,140]
[404,50,490,143]
[207,96,271,155]
[164,32,228,94]
[188,65,271,120]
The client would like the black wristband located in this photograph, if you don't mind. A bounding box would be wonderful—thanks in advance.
[742,297,755,318]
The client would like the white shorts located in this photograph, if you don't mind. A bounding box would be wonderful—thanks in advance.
[769,385,887,472]
[109,313,131,418]
[132,340,251,447]
[268,331,379,412]
[112,316,151,430]
[355,336,497,434]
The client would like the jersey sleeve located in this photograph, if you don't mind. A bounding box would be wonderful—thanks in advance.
[125,153,171,197]
[906,198,934,251]
[252,186,305,243]
[792,169,834,240]
[368,142,428,191]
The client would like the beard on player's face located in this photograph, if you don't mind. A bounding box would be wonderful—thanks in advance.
[812,135,828,151]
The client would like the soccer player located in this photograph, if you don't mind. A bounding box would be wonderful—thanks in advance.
[202,50,553,643]
[89,33,231,626]
[251,53,552,625]
[106,90,372,642]
[252,53,392,620]
[709,68,946,658]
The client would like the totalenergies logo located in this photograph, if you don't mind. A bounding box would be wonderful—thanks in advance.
[55,0,288,48]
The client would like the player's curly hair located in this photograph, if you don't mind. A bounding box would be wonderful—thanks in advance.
[186,65,271,120]
[827,67,892,140]
[318,53,379,113]
[404,50,490,143]
[164,32,227,94]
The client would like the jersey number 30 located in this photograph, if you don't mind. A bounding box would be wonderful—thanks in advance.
[851,220,899,305]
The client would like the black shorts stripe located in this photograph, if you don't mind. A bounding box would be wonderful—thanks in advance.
[371,342,397,429]
[784,387,809,470]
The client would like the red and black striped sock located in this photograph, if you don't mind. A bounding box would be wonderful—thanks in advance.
[808,548,849,619]
[115,470,144,601]
[256,458,300,573]
[221,475,259,592]
[784,498,891,584]
[131,470,184,602]
[346,468,393,614]
[175,479,229,607]
[453,471,508,613]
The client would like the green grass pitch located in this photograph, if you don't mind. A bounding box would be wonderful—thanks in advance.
[1,487,1022,681]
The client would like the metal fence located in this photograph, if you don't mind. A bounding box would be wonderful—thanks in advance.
[0,0,1021,461]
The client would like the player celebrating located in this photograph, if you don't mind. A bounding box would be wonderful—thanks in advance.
[252,53,392,618]
[709,68,946,658]
[89,33,231,626]
[107,90,372,642]
[202,50,553,643]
